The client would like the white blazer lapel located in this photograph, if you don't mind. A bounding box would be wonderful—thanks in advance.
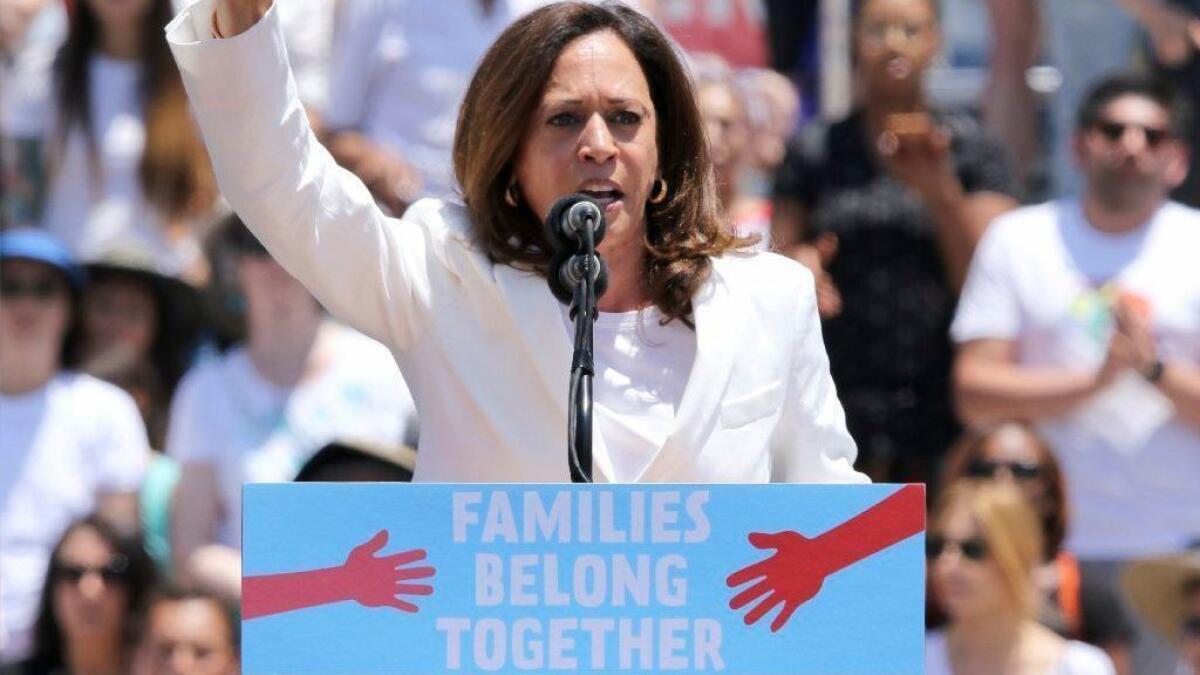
[492,265,616,483]
[636,273,742,482]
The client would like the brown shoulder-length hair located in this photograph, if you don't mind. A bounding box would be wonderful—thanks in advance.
[941,420,1068,561]
[453,1,747,324]
[53,0,216,220]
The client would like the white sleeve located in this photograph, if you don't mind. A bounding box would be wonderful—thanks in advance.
[951,219,1022,344]
[164,369,213,464]
[323,0,384,131]
[770,268,869,484]
[165,0,433,350]
[91,387,150,494]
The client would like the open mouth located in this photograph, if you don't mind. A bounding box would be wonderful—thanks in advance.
[579,187,624,208]
[886,57,913,80]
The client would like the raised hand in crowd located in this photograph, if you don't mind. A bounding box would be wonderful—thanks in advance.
[876,113,957,205]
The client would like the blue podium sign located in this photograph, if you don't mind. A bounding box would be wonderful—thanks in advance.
[242,483,924,673]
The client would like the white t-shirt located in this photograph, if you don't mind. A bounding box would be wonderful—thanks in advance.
[924,630,1116,675]
[952,199,1200,558]
[39,56,196,274]
[560,306,697,482]
[0,373,149,663]
[166,324,417,547]
[276,0,334,112]
[0,1,66,140]
[324,0,557,200]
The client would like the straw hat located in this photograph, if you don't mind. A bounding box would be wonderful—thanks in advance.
[1121,549,1200,648]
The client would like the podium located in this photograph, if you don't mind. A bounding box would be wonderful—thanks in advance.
[242,483,925,673]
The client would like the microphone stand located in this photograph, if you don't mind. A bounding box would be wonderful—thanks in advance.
[567,227,598,484]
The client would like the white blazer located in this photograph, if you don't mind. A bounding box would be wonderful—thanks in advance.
[165,0,866,484]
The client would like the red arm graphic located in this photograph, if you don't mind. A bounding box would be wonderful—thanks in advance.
[726,483,925,632]
[242,530,435,620]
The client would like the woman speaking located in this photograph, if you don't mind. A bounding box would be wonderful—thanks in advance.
[164,0,867,484]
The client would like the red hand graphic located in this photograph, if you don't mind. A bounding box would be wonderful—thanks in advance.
[243,529,436,620]
[727,531,833,632]
[339,530,435,612]
[726,484,925,633]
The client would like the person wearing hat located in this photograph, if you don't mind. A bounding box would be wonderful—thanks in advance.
[80,245,206,405]
[167,214,418,591]
[1123,551,1200,675]
[0,229,150,665]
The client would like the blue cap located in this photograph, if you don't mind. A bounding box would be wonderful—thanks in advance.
[0,229,85,290]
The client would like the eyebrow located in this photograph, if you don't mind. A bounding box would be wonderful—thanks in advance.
[542,97,645,107]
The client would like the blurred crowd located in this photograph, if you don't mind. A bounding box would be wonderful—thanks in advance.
[1,0,1198,673]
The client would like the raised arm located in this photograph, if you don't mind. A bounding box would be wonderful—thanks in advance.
[166,0,432,349]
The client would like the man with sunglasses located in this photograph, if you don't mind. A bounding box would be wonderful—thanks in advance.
[0,230,150,665]
[952,72,1200,675]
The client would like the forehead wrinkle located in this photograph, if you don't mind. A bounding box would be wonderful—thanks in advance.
[542,33,651,109]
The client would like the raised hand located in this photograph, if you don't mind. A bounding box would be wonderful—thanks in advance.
[726,531,834,632]
[212,0,272,39]
[876,113,960,203]
[338,530,435,612]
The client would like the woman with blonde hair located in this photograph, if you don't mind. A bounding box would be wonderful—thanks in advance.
[926,481,1115,674]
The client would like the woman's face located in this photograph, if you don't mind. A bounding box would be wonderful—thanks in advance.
[53,526,130,642]
[973,426,1049,507]
[236,252,317,327]
[82,276,159,364]
[854,0,939,98]
[698,81,749,199]
[928,502,1011,622]
[0,259,71,362]
[514,30,659,258]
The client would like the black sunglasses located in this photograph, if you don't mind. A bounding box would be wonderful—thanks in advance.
[1184,615,1200,638]
[926,535,988,562]
[967,459,1042,481]
[0,276,65,301]
[56,555,130,585]
[1094,121,1171,148]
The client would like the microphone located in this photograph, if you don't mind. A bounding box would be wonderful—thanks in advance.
[544,194,608,306]
[545,194,607,249]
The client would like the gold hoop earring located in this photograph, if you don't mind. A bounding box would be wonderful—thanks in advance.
[648,178,668,204]
[504,181,520,208]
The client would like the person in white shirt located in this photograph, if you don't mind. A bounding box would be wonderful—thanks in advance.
[167,216,417,584]
[953,72,1200,675]
[0,230,149,665]
[164,0,866,486]
[320,0,560,214]
[36,0,216,281]
[925,481,1116,675]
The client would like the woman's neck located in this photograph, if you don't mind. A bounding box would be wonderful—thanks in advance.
[946,612,1028,674]
[98,23,142,61]
[0,346,58,395]
[863,91,928,134]
[596,229,650,313]
[246,313,325,388]
[65,633,125,675]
